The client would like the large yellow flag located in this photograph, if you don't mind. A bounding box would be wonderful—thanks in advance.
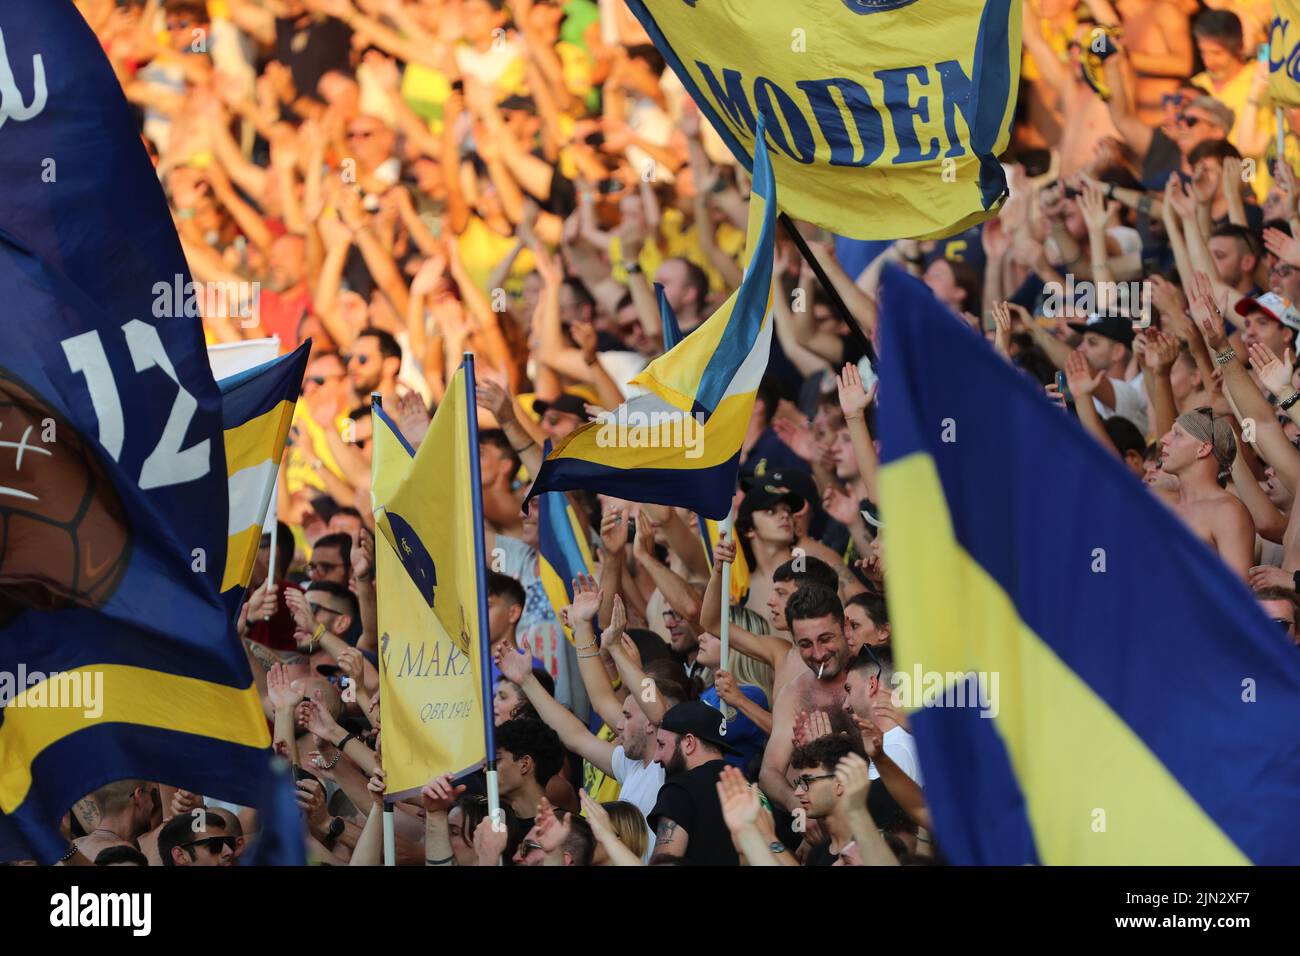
[371,372,488,797]
[1270,4,1300,108]
[624,0,1021,240]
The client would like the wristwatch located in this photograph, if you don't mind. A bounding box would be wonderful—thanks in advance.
[323,816,344,848]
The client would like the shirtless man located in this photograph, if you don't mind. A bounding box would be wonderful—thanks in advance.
[1090,0,1195,126]
[734,485,800,620]
[71,779,158,864]
[699,534,841,700]
[1157,409,1255,579]
[758,585,857,818]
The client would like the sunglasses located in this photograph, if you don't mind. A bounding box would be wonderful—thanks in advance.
[348,129,378,140]
[344,353,370,366]
[1161,92,1187,108]
[1175,114,1201,128]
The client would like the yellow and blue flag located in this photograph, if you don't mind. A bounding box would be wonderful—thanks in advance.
[625,0,1020,240]
[525,123,778,521]
[0,3,270,862]
[658,284,750,603]
[373,366,491,797]
[1269,3,1300,108]
[217,343,310,611]
[876,266,1300,864]
[536,482,596,647]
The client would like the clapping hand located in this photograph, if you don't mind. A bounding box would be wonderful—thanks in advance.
[1247,342,1296,398]
[560,573,601,630]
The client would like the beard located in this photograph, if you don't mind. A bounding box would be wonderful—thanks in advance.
[664,740,688,778]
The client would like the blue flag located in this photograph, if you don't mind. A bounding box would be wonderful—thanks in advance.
[0,3,269,862]
[876,265,1300,864]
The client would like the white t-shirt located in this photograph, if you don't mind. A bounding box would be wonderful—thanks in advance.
[869,726,924,787]
[1093,375,1149,436]
[610,744,665,860]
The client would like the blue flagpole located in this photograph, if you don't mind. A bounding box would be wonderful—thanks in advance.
[461,353,502,843]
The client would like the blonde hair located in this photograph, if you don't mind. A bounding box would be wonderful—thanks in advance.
[725,605,776,700]
[601,801,649,859]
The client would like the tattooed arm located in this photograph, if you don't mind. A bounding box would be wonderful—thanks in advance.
[649,816,689,863]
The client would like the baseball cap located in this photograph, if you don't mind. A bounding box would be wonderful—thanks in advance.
[1067,313,1136,346]
[755,468,818,511]
[1234,291,1300,333]
[532,392,592,420]
[736,483,804,531]
[660,700,741,755]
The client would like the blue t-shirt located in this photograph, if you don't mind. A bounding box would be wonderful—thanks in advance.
[702,684,769,773]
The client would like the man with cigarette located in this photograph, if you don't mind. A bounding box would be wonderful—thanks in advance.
[758,585,856,823]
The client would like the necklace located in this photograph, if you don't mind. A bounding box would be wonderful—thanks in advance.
[91,826,126,842]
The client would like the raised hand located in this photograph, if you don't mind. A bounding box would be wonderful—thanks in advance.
[771,415,816,462]
[246,580,278,623]
[475,378,516,425]
[631,509,658,563]
[599,594,627,653]
[1187,270,1228,351]
[1075,179,1112,232]
[821,484,861,527]
[1263,227,1300,269]
[170,789,203,818]
[578,788,615,841]
[297,698,342,743]
[336,646,365,685]
[1149,274,1189,325]
[836,362,874,419]
[1063,349,1105,399]
[396,391,431,447]
[494,639,533,685]
[266,662,299,713]
[534,797,572,856]
[854,713,883,758]
[599,503,630,557]
[1140,328,1180,375]
[560,573,601,630]
[991,300,1013,355]
[569,319,600,365]
[715,764,761,834]
[834,752,872,810]
[284,586,316,633]
[420,774,467,815]
[1248,343,1296,398]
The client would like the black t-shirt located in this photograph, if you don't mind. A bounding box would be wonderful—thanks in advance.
[803,841,840,867]
[647,760,738,866]
[275,15,353,103]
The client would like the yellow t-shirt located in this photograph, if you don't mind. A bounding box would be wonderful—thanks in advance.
[582,723,624,806]
[457,215,536,295]
[401,63,452,130]
[285,403,351,496]
[609,207,745,294]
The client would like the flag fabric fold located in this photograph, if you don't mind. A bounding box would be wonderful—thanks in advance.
[0,2,270,862]
[524,122,778,521]
[875,264,1300,865]
[372,375,489,797]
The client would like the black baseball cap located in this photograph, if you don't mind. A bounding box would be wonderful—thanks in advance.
[660,700,741,755]
[1067,314,1135,347]
[736,484,804,530]
[532,392,592,420]
[758,468,818,511]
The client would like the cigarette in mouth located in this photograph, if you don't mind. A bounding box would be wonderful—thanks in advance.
[818,662,825,679]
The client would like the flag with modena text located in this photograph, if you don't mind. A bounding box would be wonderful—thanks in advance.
[624,0,1021,240]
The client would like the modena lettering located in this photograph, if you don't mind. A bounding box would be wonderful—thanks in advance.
[693,58,976,166]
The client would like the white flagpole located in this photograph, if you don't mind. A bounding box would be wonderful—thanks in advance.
[719,511,734,676]
[264,467,280,607]
[383,804,395,866]
[1278,107,1286,171]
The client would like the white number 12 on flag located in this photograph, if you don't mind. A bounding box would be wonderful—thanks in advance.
[61,322,211,490]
